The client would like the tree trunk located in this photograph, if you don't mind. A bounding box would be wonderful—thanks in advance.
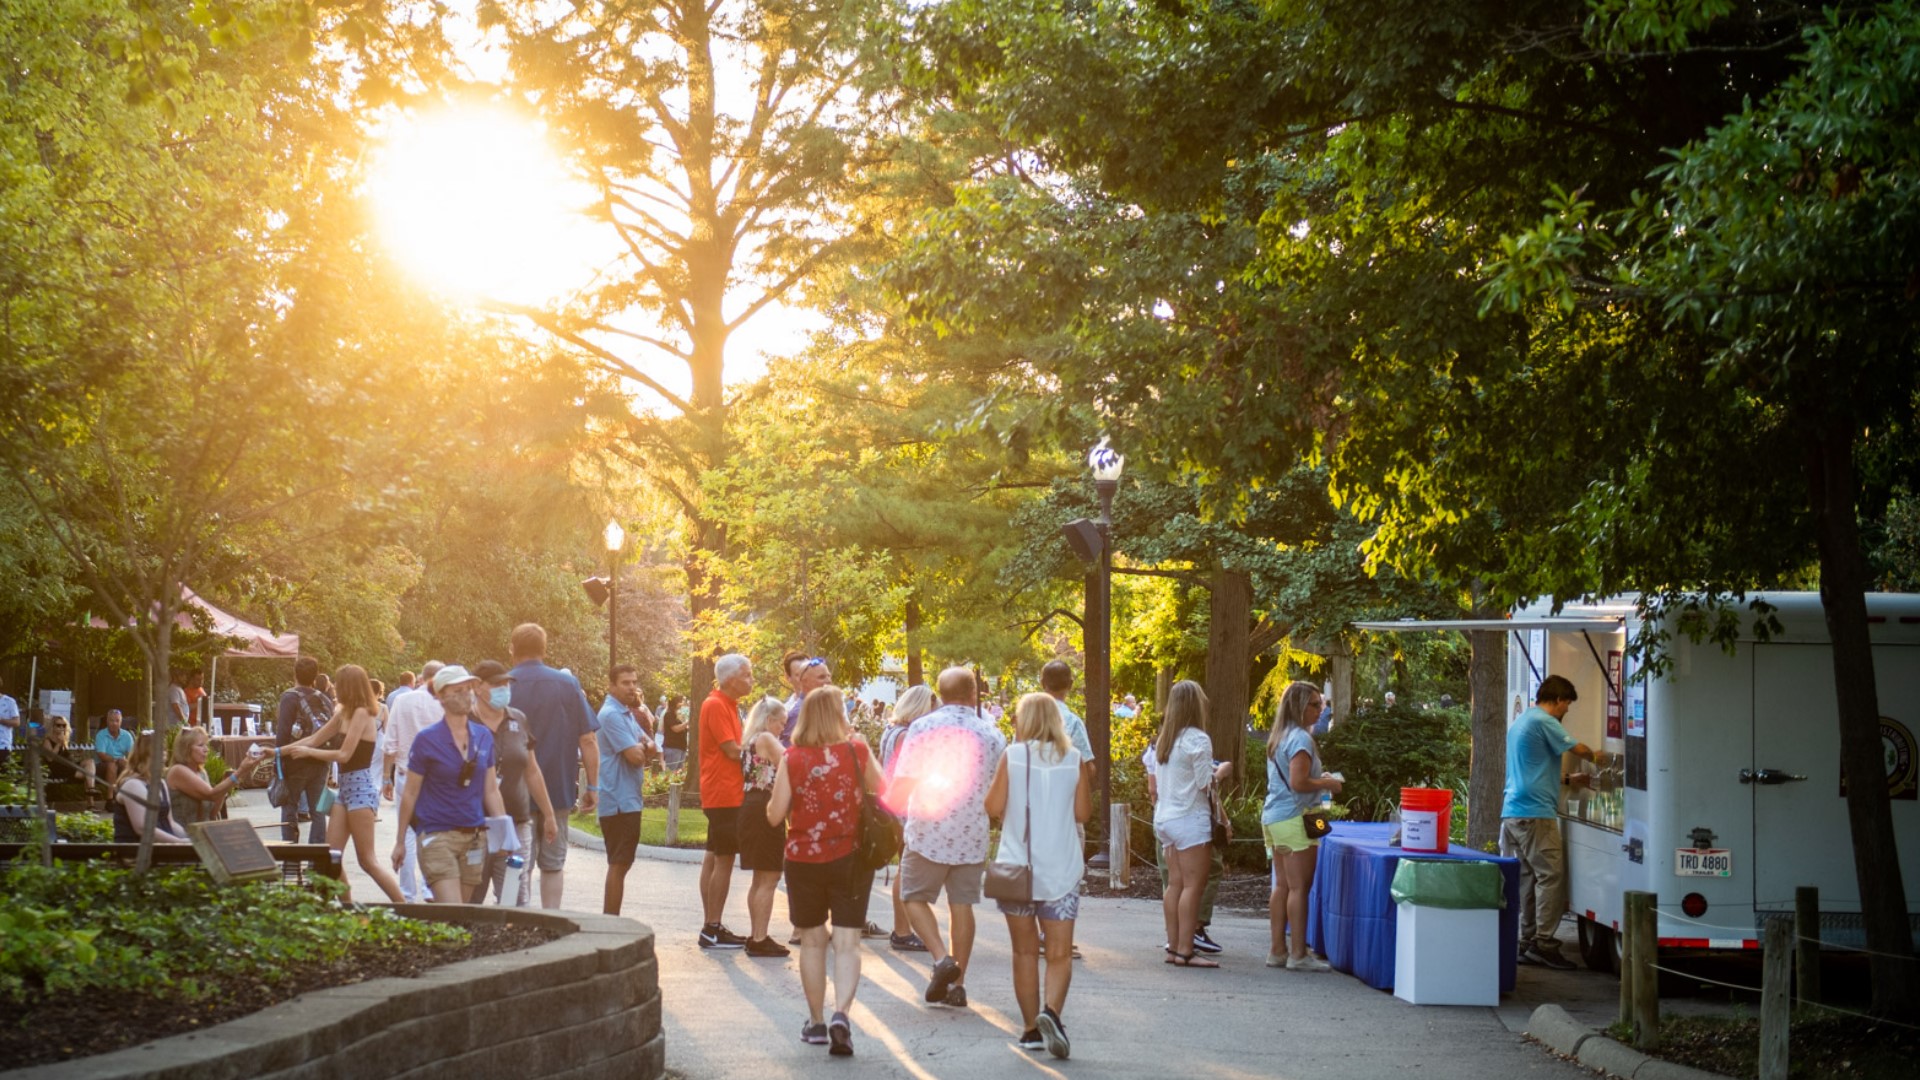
[905,596,923,687]
[136,607,175,875]
[1803,410,1916,1018]
[1329,650,1353,728]
[1203,566,1252,789]
[1466,627,1507,850]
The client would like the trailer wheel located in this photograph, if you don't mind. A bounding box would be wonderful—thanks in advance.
[1577,917,1619,975]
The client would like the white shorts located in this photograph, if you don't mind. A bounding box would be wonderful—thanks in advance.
[1154,811,1212,852]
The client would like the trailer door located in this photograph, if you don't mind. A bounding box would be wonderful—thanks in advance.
[1751,643,1920,915]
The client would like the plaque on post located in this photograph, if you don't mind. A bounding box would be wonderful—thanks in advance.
[188,819,279,884]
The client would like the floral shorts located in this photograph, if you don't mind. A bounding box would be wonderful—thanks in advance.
[996,889,1080,922]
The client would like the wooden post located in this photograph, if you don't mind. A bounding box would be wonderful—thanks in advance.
[1761,916,1792,1080]
[1110,801,1130,889]
[1794,886,1821,1006]
[1626,890,1660,1049]
[1619,909,1634,1029]
[666,786,682,846]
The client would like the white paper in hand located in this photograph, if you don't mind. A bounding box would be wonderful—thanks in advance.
[486,815,521,854]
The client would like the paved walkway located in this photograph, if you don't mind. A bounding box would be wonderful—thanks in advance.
[231,790,1601,1079]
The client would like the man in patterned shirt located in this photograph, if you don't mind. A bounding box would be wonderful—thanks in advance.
[889,667,1006,1009]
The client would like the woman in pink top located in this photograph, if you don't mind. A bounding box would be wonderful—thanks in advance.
[766,685,884,1057]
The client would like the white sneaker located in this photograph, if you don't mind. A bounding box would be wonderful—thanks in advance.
[1286,954,1333,973]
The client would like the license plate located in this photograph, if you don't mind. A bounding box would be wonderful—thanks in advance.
[1674,848,1732,878]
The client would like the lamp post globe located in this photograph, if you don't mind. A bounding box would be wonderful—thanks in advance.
[1086,438,1122,869]
[604,518,625,681]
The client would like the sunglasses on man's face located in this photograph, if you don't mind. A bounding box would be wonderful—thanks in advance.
[803,658,827,670]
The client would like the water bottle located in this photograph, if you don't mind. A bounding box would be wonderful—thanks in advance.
[499,854,526,906]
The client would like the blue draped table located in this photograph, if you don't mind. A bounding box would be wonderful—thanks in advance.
[1306,821,1520,993]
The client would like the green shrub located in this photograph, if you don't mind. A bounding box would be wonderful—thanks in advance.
[1318,704,1470,821]
[0,862,468,1005]
[56,812,114,844]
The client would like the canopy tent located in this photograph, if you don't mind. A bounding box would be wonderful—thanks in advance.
[88,588,300,658]
[181,588,299,659]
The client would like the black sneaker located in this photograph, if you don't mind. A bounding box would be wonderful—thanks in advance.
[746,936,791,958]
[699,923,744,950]
[889,931,928,952]
[861,920,887,939]
[1530,945,1577,971]
[800,1019,828,1045]
[1038,1006,1071,1060]
[1015,1028,1045,1052]
[1192,928,1224,954]
[714,924,747,947]
[924,956,960,1003]
[943,984,968,1008]
[828,1012,853,1057]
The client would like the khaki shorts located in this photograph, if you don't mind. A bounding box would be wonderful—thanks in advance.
[1264,816,1319,857]
[899,849,985,905]
[418,827,487,889]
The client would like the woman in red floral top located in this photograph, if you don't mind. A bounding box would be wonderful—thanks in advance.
[766,685,886,1057]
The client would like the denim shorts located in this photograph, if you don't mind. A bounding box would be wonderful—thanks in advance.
[996,889,1080,922]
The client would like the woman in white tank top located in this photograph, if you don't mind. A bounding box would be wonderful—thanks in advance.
[985,693,1090,1060]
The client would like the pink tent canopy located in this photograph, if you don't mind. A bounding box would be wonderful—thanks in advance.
[89,588,300,658]
[180,588,299,659]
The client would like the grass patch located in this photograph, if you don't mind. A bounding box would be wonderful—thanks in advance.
[1608,1011,1920,1080]
[570,809,709,848]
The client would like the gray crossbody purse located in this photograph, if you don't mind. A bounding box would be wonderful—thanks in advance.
[983,742,1034,903]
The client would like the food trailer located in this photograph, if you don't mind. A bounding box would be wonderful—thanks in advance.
[1359,592,1920,970]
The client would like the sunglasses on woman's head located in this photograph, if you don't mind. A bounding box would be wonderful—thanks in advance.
[803,658,827,669]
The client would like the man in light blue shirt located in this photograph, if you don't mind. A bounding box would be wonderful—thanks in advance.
[596,663,656,916]
[93,709,135,787]
[1501,675,1594,969]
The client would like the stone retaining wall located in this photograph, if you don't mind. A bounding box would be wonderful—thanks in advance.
[9,907,662,1080]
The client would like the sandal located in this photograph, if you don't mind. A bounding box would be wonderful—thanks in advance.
[1168,951,1219,968]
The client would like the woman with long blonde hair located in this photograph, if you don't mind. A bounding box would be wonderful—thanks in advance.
[1152,680,1224,968]
[985,693,1089,1058]
[113,735,188,844]
[738,696,792,957]
[1263,681,1343,970]
[283,664,405,903]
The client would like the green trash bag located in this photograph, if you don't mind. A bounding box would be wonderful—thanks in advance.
[1389,858,1505,910]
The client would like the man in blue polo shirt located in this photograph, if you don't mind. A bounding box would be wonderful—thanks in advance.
[93,709,135,787]
[1502,674,1595,970]
[507,623,600,909]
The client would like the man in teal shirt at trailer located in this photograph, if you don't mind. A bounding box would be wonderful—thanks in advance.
[1501,674,1595,970]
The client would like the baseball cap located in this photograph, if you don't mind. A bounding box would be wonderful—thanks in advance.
[431,665,481,692]
[472,659,513,684]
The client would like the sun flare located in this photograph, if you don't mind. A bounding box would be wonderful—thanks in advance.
[367,106,603,303]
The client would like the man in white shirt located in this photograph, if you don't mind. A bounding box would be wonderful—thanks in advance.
[890,667,1007,1009]
[0,674,17,768]
[382,659,445,903]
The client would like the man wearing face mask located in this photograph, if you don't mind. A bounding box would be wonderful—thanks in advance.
[392,666,506,904]
[472,660,560,905]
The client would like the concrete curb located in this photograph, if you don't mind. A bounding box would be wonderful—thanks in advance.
[568,825,706,864]
[1524,1004,1730,1080]
[5,906,663,1080]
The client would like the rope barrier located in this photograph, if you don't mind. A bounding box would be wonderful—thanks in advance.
[1661,909,1920,963]
[1647,963,1920,1033]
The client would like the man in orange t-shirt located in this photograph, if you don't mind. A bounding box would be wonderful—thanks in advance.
[696,653,753,949]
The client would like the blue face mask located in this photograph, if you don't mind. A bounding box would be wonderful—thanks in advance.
[489,686,512,709]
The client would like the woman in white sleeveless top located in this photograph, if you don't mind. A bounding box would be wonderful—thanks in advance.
[985,693,1090,1060]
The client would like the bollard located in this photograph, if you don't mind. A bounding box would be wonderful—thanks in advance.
[1760,916,1792,1080]
[1619,904,1633,1028]
[1110,802,1130,890]
[1626,890,1659,1050]
[666,786,682,846]
[1794,886,1821,1005]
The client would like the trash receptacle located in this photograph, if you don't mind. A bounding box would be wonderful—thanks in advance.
[1391,859,1504,1005]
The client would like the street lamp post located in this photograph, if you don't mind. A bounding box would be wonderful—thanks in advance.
[604,518,626,679]
[1066,438,1123,868]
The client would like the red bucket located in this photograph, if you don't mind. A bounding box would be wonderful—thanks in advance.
[1400,787,1453,853]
